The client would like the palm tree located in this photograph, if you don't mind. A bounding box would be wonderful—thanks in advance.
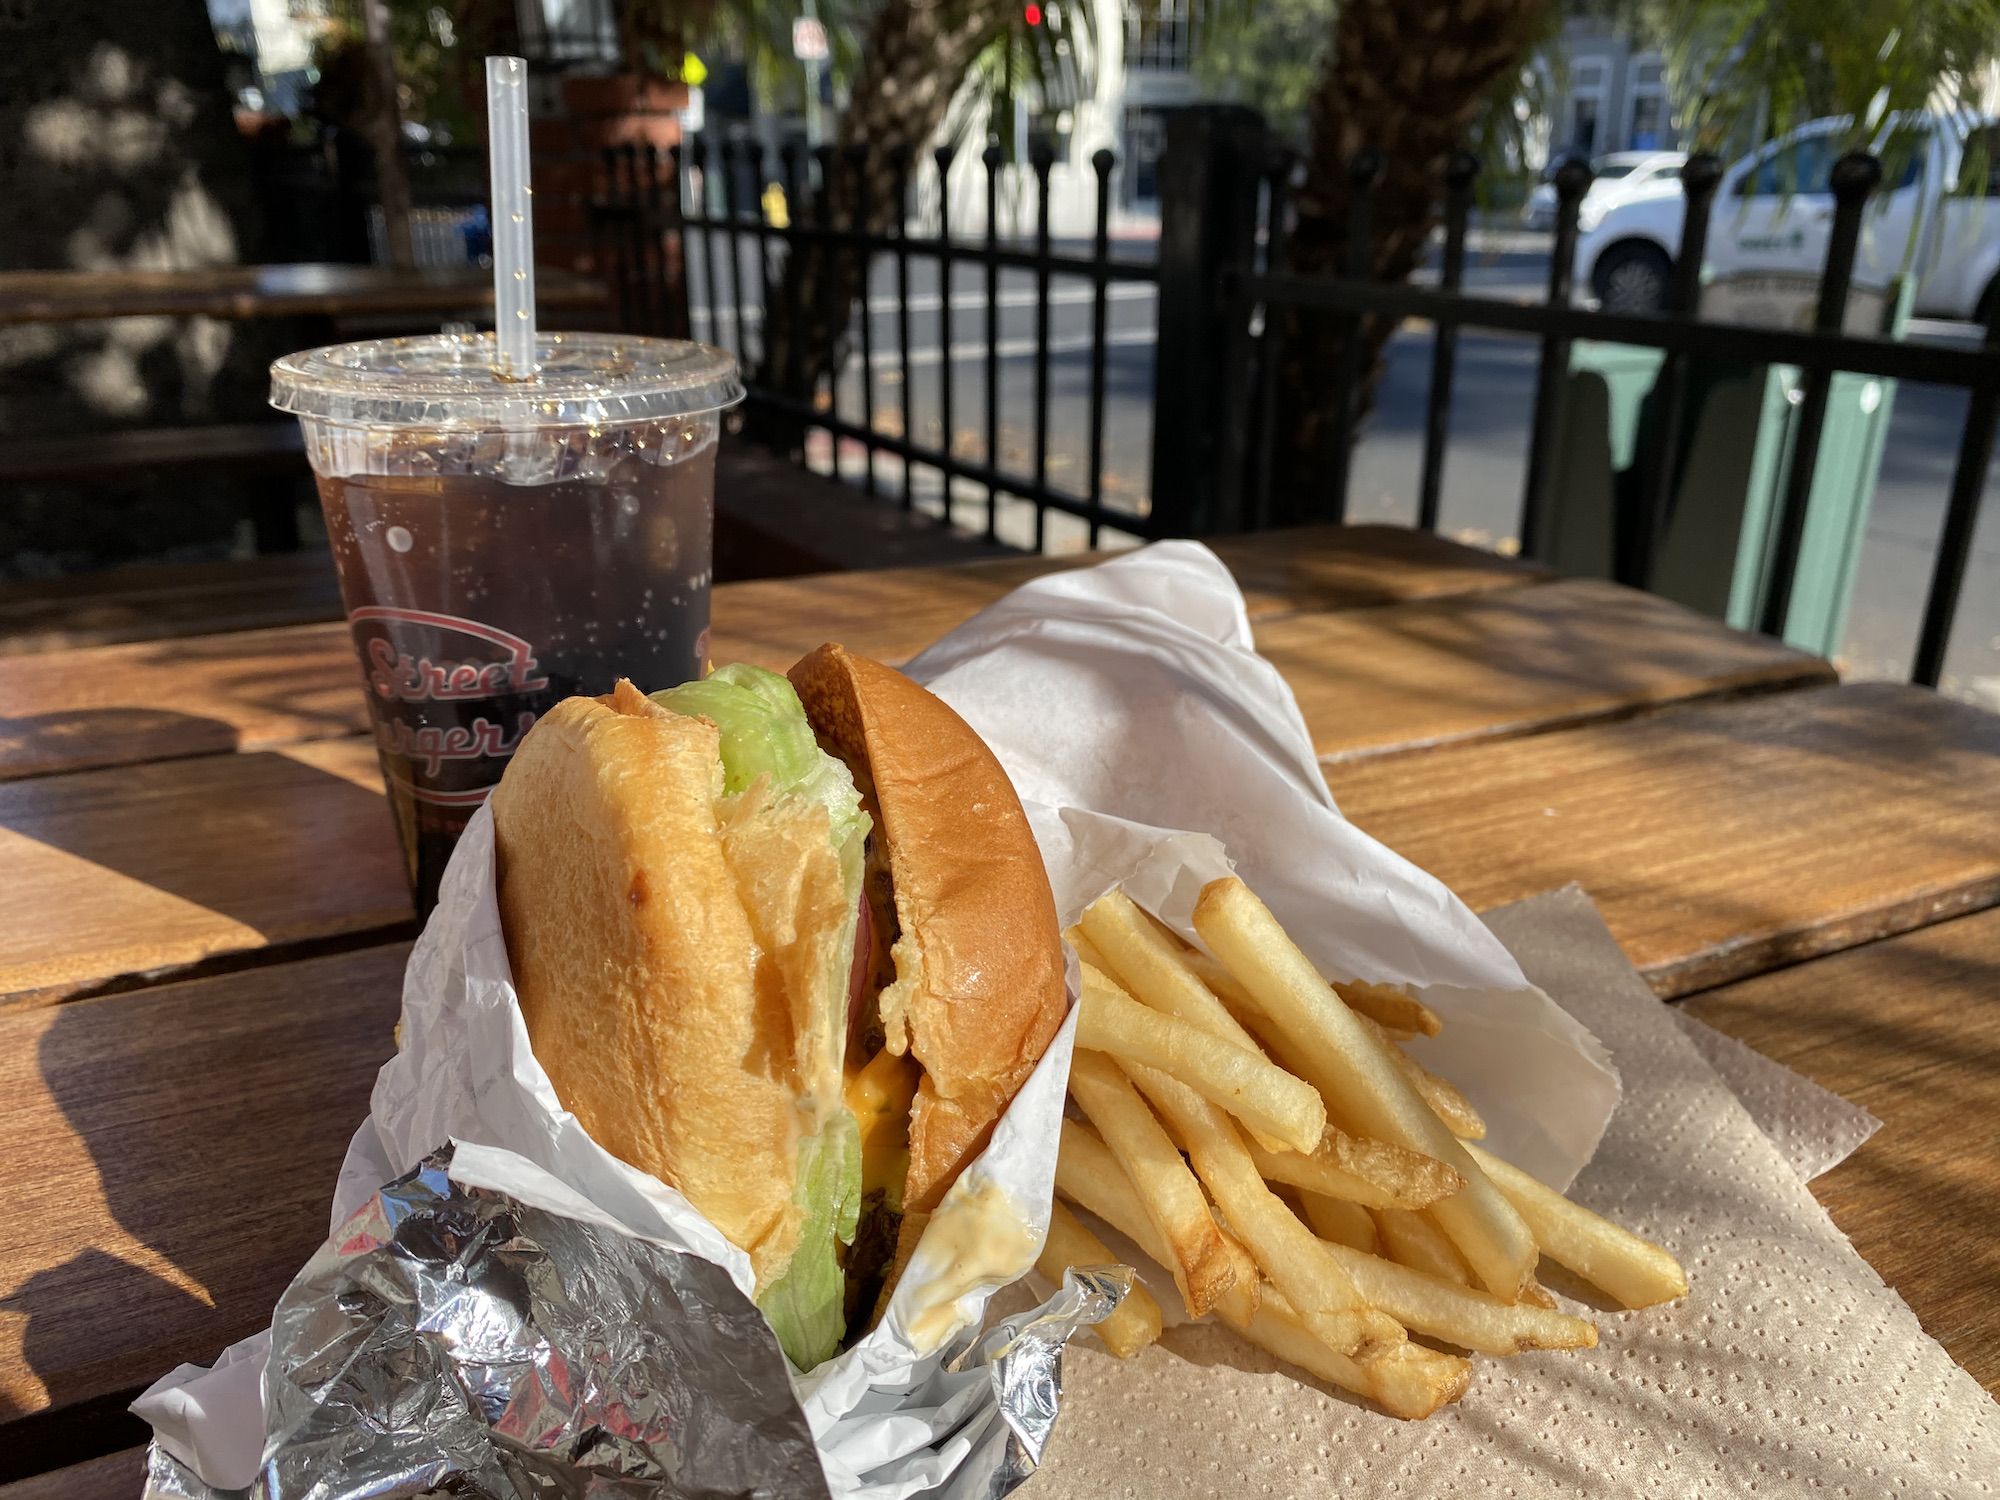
[754,0,1023,419]
[1263,0,1552,513]
[667,0,2000,509]
[748,0,1096,424]
[1262,0,2000,512]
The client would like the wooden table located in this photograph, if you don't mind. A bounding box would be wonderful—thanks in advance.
[2,523,1995,1491]
[0,263,608,326]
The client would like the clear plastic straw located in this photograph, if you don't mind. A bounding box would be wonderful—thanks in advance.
[486,55,537,380]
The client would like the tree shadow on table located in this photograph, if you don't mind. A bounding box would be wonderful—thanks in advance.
[2,946,398,1473]
[0,706,248,779]
[2,739,410,969]
[0,1249,211,1472]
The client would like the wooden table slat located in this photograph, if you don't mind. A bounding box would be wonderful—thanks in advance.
[0,524,1541,783]
[0,574,1837,1005]
[1682,906,2000,1394]
[0,553,349,660]
[0,1446,145,1499]
[0,738,410,1002]
[1339,680,2000,996]
[1267,577,1832,763]
[0,946,404,1457]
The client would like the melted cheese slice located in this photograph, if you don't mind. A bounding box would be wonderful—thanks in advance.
[844,1044,919,1207]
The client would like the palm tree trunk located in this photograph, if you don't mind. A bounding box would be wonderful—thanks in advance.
[1267,0,1548,521]
[752,0,1011,445]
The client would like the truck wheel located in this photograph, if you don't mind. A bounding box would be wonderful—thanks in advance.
[1592,242,1673,313]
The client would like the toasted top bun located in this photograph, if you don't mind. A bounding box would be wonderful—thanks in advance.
[491,682,808,1284]
[789,644,1068,1218]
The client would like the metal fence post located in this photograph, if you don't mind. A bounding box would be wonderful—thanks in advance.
[1758,151,1882,639]
[1152,105,1268,536]
[1518,155,1595,561]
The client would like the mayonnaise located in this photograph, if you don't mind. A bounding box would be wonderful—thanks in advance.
[899,1182,1042,1352]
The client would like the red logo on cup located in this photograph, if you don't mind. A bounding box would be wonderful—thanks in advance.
[347,606,553,806]
[353,607,551,702]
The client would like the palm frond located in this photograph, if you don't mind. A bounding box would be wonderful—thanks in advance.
[1651,0,2000,158]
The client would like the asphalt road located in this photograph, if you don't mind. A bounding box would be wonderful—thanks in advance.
[688,231,2000,700]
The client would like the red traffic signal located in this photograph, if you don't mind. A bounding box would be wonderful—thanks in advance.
[1023,3,1043,24]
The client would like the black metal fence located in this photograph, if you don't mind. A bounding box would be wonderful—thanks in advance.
[1222,126,2000,689]
[592,108,1999,688]
[596,136,1156,549]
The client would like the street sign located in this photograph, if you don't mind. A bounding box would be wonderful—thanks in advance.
[792,18,829,61]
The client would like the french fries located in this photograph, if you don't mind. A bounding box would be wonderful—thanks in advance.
[1055,1117,1259,1327]
[1038,1201,1164,1358]
[1057,1121,1174,1262]
[1318,1239,1598,1356]
[1185,944,1442,1040]
[1079,890,1270,1061]
[1063,925,1114,977]
[1373,1207,1474,1287]
[1079,890,1296,1154]
[1333,978,1443,1038]
[1299,1193,1379,1253]
[1229,989,1488,1145]
[1058,876,1688,1421]
[1129,1062,1404,1357]
[1353,1012,1487,1139]
[1193,877,1538,1300]
[1248,1129,1465,1211]
[1078,964,1326,1153]
[1464,1143,1689,1308]
[1237,1294,1471,1421]
[1066,1052,1239,1318]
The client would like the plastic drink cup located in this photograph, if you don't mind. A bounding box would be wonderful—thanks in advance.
[271,330,743,915]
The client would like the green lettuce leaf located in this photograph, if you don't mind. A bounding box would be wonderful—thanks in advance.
[756,1110,863,1370]
[652,663,870,1370]
[651,664,868,855]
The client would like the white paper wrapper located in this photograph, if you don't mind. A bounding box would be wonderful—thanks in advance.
[905,540,1620,1186]
[137,538,1630,1493]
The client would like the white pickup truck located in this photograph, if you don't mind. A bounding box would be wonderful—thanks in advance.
[1573,113,2000,323]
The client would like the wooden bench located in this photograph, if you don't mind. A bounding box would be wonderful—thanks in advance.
[0,442,1030,655]
[0,424,307,487]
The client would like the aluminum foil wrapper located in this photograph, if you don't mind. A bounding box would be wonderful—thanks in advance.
[142,1146,1122,1500]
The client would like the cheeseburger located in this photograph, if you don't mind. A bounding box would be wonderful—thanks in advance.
[490,644,1067,1370]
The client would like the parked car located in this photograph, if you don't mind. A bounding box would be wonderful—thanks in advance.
[1521,151,1687,231]
[1573,114,2000,322]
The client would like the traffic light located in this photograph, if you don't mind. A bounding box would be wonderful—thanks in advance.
[1023,3,1043,25]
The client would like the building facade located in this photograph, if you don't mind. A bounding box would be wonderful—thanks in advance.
[1543,19,1678,163]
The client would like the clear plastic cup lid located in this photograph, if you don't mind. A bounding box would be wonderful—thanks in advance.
[270,331,744,430]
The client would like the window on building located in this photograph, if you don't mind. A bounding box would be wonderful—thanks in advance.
[1629,94,1665,150]
[1571,97,1600,155]
[1125,0,1194,73]
[1122,106,1172,203]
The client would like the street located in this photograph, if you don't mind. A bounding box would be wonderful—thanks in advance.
[686,231,2000,699]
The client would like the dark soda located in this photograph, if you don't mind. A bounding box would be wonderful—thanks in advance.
[315,425,717,913]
